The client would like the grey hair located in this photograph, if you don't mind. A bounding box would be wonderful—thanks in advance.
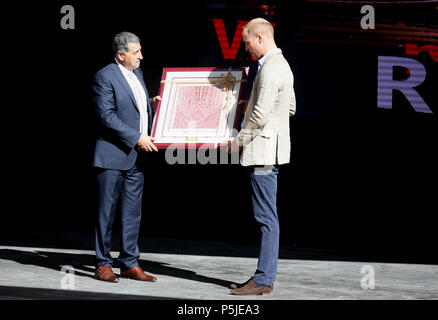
[112,32,140,57]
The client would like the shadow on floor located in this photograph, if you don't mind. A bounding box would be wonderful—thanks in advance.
[0,248,234,288]
[0,230,437,265]
[0,285,180,300]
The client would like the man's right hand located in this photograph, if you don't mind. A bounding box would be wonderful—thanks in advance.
[137,134,158,152]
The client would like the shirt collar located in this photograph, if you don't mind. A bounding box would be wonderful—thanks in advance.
[115,58,135,77]
[258,48,278,69]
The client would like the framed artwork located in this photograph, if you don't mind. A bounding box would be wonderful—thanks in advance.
[151,67,248,148]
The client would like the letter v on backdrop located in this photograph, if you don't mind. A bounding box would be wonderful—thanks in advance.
[212,19,276,61]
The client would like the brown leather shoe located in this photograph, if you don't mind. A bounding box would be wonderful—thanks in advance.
[230,280,273,296]
[230,277,253,289]
[120,265,157,282]
[230,278,275,290]
[95,266,119,282]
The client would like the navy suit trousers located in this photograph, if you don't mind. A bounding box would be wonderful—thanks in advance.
[248,165,280,286]
[95,165,144,270]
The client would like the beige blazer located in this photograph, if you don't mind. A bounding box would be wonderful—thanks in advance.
[235,48,296,166]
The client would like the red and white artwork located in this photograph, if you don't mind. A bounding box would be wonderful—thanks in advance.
[151,67,248,148]
[171,85,224,130]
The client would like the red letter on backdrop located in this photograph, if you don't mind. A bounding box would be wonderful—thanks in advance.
[405,44,438,63]
[213,19,248,59]
[213,19,276,61]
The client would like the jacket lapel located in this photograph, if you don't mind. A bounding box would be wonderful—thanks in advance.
[252,48,282,92]
[256,48,282,78]
[245,48,283,121]
[110,63,139,112]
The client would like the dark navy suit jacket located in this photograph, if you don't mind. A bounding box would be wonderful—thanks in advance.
[92,63,153,170]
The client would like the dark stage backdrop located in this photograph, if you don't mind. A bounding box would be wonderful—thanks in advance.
[4,0,437,262]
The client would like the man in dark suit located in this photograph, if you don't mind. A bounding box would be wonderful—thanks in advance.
[92,32,160,282]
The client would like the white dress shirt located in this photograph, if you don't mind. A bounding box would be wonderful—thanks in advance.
[116,60,149,134]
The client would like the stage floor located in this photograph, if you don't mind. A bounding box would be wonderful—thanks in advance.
[0,233,437,300]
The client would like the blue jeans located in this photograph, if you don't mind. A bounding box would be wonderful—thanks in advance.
[248,165,280,286]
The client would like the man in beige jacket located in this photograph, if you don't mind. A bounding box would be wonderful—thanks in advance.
[228,18,296,296]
